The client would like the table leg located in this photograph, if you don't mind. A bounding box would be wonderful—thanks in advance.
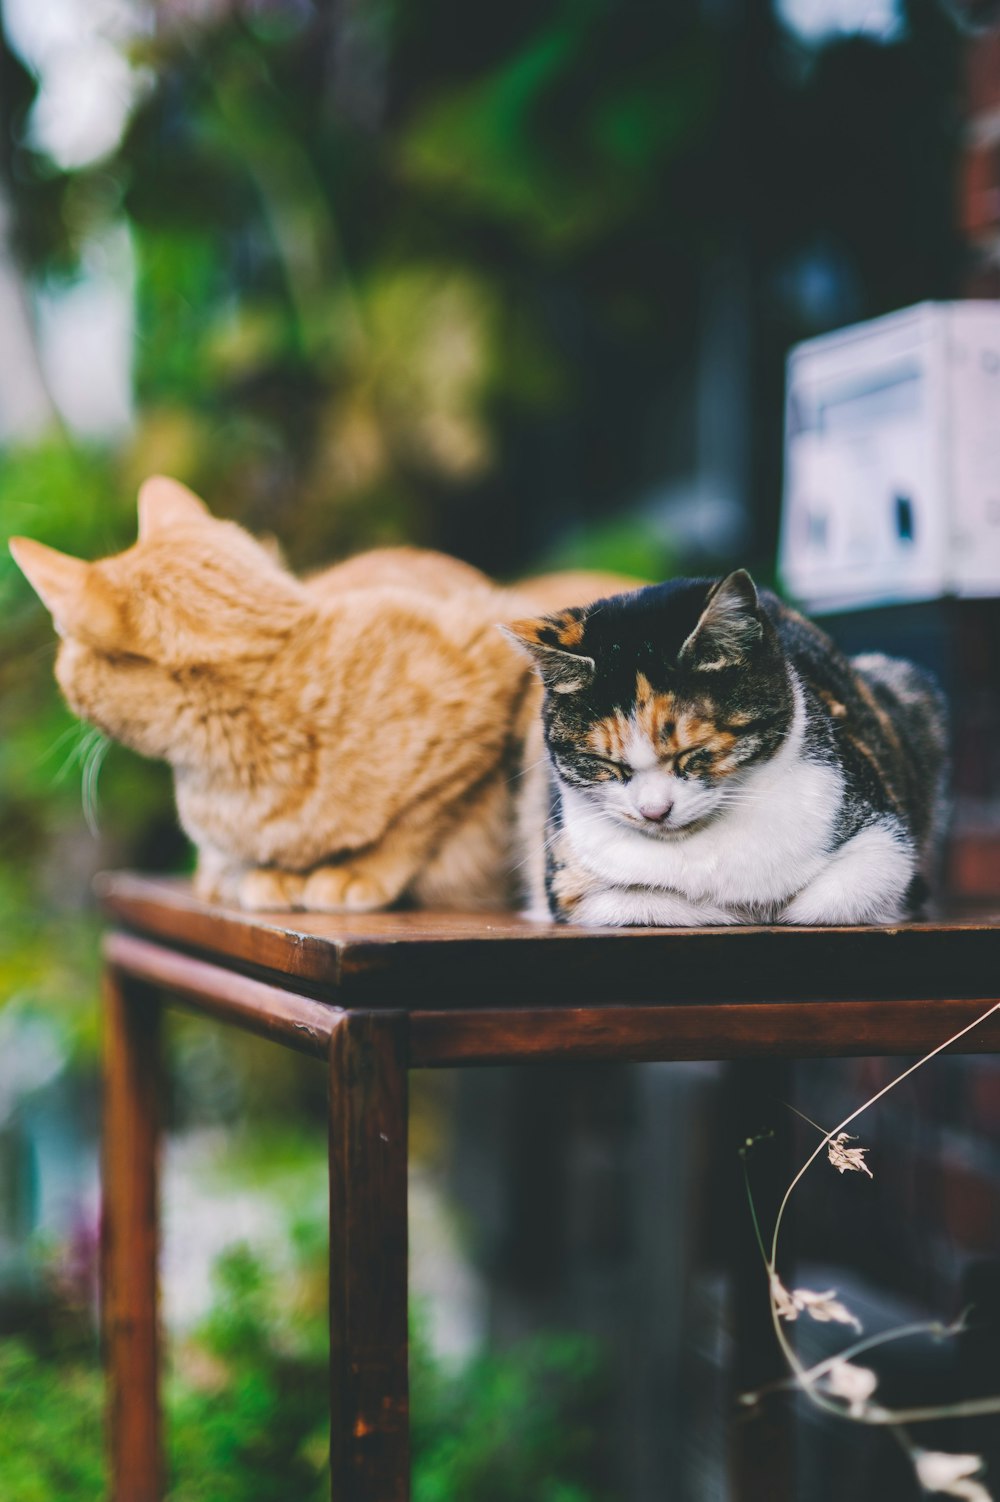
[728,1060,796,1502]
[102,966,163,1502]
[328,1012,410,1502]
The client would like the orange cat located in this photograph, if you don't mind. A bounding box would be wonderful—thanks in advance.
[10,477,633,912]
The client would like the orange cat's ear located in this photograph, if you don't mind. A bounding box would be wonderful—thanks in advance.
[9,537,122,645]
[10,537,88,616]
[137,475,211,539]
[499,612,595,694]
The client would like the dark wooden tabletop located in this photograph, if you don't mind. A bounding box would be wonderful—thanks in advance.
[97,873,1000,1012]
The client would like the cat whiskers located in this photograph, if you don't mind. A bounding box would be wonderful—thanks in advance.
[718,782,828,812]
[51,724,103,784]
[21,637,58,667]
[717,788,769,809]
[46,723,112,837]
[507,805,611,878]
[81,732,112,837]
[508,820,575,877]
[506,755,549,785]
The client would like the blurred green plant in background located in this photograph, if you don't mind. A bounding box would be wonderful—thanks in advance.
[0,1228,605,1502]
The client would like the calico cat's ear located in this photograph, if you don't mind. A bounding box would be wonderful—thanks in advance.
[9,537,122,645]
[679,569,763,669]
[137,475,211,538]
[499,614,595,694]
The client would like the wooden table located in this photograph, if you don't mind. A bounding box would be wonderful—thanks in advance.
[97,873,1000,1502]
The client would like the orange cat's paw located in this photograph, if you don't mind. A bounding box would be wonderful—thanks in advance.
[194,866,227,903]
[194,851,242,905]
[238,868,306,911]
[301,865,390,912]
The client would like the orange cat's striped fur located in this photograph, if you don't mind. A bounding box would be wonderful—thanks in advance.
[10,477,631,912]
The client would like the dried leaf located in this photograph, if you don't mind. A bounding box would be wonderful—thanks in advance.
[770,1276,862,1332]
[790,1286,862,1331]
[827,1131,874,1179]
[914,1450,991,1501]
[817,1358,878,1415]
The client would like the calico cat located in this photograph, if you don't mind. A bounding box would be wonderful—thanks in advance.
[504,570,948,927]
[10,476,630,913]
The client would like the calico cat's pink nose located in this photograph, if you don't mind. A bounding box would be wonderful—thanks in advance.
[638,800,673,824]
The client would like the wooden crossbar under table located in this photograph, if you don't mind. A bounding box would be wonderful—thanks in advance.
[97,873,1000,1502]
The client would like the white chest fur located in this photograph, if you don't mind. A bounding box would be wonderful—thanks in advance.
[561,688,844,913]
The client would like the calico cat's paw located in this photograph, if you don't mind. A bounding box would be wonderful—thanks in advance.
[301,864,390,912]
[780,822,913,926]
[193,865,231,905]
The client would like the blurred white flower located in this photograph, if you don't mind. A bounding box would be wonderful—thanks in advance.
[913,1450,991,1501]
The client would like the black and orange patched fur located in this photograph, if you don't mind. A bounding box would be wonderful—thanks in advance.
[504,571,949,927]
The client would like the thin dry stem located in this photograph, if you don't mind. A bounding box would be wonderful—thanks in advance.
[768,1002,1000,1270]
[746,997,1000,1479]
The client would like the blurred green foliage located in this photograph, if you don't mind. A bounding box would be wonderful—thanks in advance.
[0,1235,604,1502]
[1,446,174,837]
[0,1341,106,1502]
[0,448,177,1059]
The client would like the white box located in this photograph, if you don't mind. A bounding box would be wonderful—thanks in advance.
[779,301,1000,611]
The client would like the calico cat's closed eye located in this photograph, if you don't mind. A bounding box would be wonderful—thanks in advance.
[676,747,712,775]
[579,754,629,780]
